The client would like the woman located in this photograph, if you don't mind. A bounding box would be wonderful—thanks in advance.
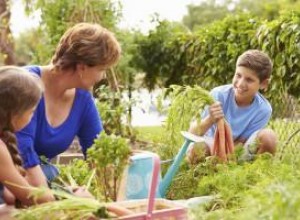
[16,23,122,188]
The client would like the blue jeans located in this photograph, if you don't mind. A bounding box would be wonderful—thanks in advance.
[41,163,59,183]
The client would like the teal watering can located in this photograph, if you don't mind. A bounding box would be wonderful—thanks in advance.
[119,131,204,200]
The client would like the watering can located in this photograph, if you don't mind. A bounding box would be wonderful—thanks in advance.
[118,131,204,200]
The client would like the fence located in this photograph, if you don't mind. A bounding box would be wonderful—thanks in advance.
[270,97,300,156]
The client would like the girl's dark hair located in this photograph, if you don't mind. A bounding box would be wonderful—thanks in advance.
[0,66,43,176]
[51,23,121,71]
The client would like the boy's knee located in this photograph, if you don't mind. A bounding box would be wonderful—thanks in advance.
[186,143,209,165]
[257,128,277,155]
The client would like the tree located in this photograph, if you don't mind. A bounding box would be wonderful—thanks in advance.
[24,0,122,64]
[0,0,15,64]
[183,0,300,31]
[183,0,230,30]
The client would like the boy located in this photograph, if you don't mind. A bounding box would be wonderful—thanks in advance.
[187,49,277,163]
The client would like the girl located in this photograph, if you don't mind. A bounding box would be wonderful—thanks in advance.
[0,66,54,211]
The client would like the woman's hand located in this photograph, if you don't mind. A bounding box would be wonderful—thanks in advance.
[208,101,224,122]
[71,186,94,199]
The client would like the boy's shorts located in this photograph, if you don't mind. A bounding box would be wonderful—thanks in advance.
[188,130,260,161]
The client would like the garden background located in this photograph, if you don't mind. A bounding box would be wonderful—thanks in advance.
[1,0,300,219]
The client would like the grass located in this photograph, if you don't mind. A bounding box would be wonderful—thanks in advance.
[134,125,165,143]
[44,120,299,220]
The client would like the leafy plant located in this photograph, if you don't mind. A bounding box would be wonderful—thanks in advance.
[158,84,214,149]
[87,132,131,201]
[135,12,300,118]
[12,184,108,220]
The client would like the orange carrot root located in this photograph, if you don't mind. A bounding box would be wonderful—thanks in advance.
[212,119,235,162]
[224,121,234,154]
[217,119,226,162]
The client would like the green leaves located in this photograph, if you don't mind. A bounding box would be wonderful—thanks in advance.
[87,132,131,201]
[136,11,299,118]
[87,132,130,168]
[159,85,214,147]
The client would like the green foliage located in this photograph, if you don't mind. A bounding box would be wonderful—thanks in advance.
[158,85,214,147]
[183,0,232,30]
[255,11,300,100]
[132,20,191,90]
[57,159,93,187]
[95,85,136,139]
[95,85,125,136]
[14,27,52,65]
[136,13,259,90]
[13,185,108,220]
[135,126,165,143]
[87,132,131,201]
[134,118,299,219]
[183,0,300,30]
[190,153,300,219]
[24,0,121,64]
[137,11,300,116]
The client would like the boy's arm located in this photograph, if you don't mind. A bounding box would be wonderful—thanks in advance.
[188,115,214,136]
[189,102,224,136]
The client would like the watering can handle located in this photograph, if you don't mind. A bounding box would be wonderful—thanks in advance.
[146,153,160,220]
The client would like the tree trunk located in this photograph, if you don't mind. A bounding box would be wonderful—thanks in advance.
[0,0,16,65]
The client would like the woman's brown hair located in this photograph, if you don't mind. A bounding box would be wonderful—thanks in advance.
[51,22,121,71]
[0,66,43,176]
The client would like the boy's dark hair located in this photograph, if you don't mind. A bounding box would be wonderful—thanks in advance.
[236,50,272,82]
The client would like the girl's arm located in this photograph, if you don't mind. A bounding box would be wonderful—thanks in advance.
[25,165,49,188]
[0,141,54,206]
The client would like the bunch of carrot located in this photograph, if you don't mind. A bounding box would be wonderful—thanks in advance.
[211,119,234,162]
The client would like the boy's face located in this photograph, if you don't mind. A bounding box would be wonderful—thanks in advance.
[232,66,268,106]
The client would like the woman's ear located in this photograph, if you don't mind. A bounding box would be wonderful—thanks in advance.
[76,63,85,72]
[260,78,269,91]
[75,64,86,79]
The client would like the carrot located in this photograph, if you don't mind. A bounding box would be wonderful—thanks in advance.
[212,117,235,162]
[225,138,229,155]
[224,121,234,154]
[106,204,134,217]
[212,127,219,155]
[217,119,227,162]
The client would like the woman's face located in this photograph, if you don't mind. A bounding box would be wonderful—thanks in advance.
[11,106,36,131]
[79,64,107,89]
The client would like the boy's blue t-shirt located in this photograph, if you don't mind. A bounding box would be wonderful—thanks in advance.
[16,66,103,168]
[202,84,272,141]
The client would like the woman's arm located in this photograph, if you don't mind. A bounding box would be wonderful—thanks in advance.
[78,95,102,155]
[0,141,54,206]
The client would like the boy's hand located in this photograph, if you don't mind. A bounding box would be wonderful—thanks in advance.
[209,101,224,122]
